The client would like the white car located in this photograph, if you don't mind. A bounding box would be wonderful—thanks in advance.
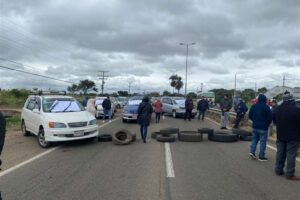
[21,95,99,148]
[95,97,115,119]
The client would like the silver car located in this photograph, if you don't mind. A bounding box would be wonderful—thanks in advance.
[161,96,197,118]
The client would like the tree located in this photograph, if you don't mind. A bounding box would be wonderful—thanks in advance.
[241,88,255,103]
[169,75,183,94]
[77,79,97,95]
[187,92,197,99]
[257,87,267,94]
[149,92,160,97]
[163,90,171,96]
[118,91,129,97]
[67,84,78,94]
[209,88,234,104]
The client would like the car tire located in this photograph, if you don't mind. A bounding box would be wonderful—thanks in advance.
[112,129,132,145]
[151,131,161,139]
[172,110,177,118]
[98,134,112,142]
[21,120,30,136]
[198,128,214,135]
[156,135,176,143]
[178,131,203,142]
[160,128,179,136]
[131,132,136,142]
[38,128,51,148]
[122,119,127,123]
[208,130,239,143]
[232,128,252,136]
[239,134,252,141]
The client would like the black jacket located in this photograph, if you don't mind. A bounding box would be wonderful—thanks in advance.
[197,99,209,111]
[137,98,153,126]
[220,98,232,112]
[102,99,111,110]
[0,112,6,155]
[273,100,300,142]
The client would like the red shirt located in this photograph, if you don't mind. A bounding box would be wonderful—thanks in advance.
[154,101,163,113]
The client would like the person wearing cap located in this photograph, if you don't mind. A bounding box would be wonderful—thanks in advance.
[248,94,272,161]
[273,91,300,180]
[137,96,153,143]
[0,111,6,170]
[233,98,248,128]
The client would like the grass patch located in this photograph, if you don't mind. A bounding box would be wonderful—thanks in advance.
[5,114,21,131]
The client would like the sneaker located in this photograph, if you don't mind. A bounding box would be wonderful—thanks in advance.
[286,176,300,181]
[249,153,257,160]
[258,157,268,162]
[220,127,226,129]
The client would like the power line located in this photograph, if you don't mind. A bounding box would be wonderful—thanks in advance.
[0,65,75,84]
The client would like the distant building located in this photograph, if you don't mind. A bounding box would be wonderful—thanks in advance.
[264,86,300,99]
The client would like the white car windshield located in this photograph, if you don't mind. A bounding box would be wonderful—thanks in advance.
[95,99,104,105]
[174,99,185,105]
[43,98,84,112]
[127,100,142,106]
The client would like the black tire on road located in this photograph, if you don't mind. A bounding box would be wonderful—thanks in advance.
[151,131,160,139]
[98,134,112,142]
[160,128,179,136]
[239,134,252,141]
[38,128,51,148]
[21,120,30,136]
[232,128,252,136]
[131,132,136,142]
[156,135,176,142]
[178,131,203,142]
[112,129,132,145]
[198,128,214,135]
[208,130,239,143]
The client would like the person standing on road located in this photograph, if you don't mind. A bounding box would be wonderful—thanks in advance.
[220,95,232,129]
[153,99,163,123]
[197,96,209,121]
[273,91,300,180]
[248,94,272,161]
[233,98,248,128]
[102,96,112,123]
[0,111,6,171]
[137,96,153,143]
[184,96,194,121]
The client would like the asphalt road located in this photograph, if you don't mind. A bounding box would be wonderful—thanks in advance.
[0,114,299,200]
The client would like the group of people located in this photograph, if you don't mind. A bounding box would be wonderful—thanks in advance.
[86,96,112,122]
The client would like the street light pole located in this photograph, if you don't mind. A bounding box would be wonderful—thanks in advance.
[180,42,196,96]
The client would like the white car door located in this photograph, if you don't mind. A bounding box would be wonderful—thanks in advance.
[31,97,43,134]
[23,98,36,132]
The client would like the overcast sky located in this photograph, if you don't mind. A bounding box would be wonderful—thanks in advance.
[0,0,299,94]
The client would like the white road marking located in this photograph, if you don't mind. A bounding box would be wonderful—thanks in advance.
[0,116,121,177]
[165,142,175,178]
[0,147,58,177]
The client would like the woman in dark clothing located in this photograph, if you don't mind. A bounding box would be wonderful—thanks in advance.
[137,96,153,143]
[184,96,194,121]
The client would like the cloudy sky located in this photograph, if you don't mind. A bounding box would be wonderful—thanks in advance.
[0,0,299,94]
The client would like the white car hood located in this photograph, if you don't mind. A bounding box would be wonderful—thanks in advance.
[44,111,95,123]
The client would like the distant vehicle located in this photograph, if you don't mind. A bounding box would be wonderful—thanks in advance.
[122,96,143,122]
[115,96,128,109]
[21,95,98,148]
[151,96,161,104]
[161,96,197,118]
[95,97,115,119]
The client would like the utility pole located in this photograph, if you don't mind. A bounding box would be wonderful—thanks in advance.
[200,83,203,93]
[283,75,286,93]
[98,71,109,95]
[128,80,134,96]
[254,82,257,97]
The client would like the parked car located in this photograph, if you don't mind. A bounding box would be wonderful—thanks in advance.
[122,96,143,122]
[95,97,115,119]
[115,96,128,109]
[21,95,98,148]
[161,96,197,118]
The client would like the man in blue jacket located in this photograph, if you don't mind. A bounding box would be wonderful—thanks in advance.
[233,98,248,128]
[273,91,300,180]
[248,94,272,161]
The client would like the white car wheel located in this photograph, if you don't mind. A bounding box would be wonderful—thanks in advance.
[38,129,51,148]
[172,110,177,118]
[21,121,30,136]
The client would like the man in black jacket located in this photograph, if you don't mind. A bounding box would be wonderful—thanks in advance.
[137,96,153,143]
[102,96,112,122]
[197,96,209,121]
[273,91,300,180]
[0,111,6,170]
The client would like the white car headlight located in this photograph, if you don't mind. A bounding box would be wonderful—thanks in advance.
[89,119,97,125]
[48,122,67,128]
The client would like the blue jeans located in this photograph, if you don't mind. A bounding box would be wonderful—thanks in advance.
[275,140,299,177]
[140,125,148,141]
[198,110,206,120]
[221,112,229,127]
[103,109,111,120]
[250,128,268,158]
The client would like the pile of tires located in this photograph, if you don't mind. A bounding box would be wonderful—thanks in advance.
[232,128,252,141]
[208,130,239,143]
[111,129,136,145]
[178,131,203,142]
[155,128,179,143]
